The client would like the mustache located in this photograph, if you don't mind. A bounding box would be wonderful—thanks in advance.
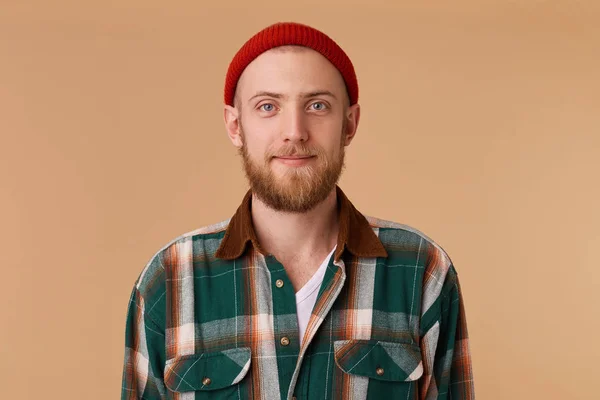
[269,144,320,158]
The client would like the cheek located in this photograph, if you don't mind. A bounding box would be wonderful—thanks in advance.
[240,121,268,148]
[321,131,346,154]
[242,135,272,162]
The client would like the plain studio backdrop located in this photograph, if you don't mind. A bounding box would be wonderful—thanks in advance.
[1,1,598,399]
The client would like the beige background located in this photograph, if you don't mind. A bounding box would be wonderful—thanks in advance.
[1,1,599,399]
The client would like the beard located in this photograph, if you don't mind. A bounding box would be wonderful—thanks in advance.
[238,123,346,213]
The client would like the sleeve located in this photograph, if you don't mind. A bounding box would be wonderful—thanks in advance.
[419,264,475,399]
[121,286,168,400]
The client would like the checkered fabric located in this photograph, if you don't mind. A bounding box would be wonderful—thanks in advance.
[121,186,474,399]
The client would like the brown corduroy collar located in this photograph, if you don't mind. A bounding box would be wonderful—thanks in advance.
[215,186,388,262]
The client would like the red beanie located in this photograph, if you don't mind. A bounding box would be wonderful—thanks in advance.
[224,22,358,106]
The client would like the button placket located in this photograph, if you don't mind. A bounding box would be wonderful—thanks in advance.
[264,254,301,397]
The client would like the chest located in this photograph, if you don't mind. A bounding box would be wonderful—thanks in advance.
[161,251,426,399]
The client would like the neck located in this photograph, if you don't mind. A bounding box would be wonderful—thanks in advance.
[251,189,339,261]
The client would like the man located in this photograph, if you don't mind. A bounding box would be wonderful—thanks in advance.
[121,22,474,400]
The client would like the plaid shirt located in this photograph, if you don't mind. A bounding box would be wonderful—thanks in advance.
[121,186,474,399]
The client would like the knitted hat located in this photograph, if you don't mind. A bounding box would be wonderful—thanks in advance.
[224,22,358,106]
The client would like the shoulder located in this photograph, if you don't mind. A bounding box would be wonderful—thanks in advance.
[365,216,461,317]
[365,215,456,276]
[133,218,231,299]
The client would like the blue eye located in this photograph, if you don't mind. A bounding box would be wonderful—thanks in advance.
[260,103,275,112]
[311,102,327,111]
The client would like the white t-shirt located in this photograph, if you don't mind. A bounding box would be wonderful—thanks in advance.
[295,246,336,344]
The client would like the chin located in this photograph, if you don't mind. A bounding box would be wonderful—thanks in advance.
[272,165,312,180]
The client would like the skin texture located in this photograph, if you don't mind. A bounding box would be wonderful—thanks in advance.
[223,45,361,290]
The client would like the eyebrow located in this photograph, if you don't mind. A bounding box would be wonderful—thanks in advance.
[248,90,338,103]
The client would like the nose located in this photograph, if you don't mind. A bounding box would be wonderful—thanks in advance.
[281,107,308,143]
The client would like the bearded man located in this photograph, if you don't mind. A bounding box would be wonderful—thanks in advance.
[121,22,475,400]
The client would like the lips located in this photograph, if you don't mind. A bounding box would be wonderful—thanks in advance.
[275,156,314,159]
[272,155,316,166]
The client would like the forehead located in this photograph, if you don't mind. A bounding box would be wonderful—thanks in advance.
[236,46,347,101]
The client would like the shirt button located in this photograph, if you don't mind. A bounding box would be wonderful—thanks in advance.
[275,279,284,288]
[280,336,290,346]
[202,377,212,386]
[376,367,384,376]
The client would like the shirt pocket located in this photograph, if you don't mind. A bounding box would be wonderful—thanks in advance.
[164,347,251,397]
[333,339,423,399]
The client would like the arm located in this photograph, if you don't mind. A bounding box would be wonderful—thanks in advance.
[121,287,168,399]
[435,274,474,398]
[420,263,475,399]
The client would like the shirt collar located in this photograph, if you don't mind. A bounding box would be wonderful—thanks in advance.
[215,186,388,262]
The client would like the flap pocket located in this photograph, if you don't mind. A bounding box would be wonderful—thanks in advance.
[164,347,251,392]
[334,340,423,382]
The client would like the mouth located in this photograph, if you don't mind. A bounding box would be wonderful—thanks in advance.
[275,155,314,160]
[272,155,316,166]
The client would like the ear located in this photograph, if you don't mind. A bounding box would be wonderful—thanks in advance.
[343,103,360,146]
[224,104,243,148]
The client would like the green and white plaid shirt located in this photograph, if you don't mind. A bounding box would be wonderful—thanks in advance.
[121,186,474,399]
